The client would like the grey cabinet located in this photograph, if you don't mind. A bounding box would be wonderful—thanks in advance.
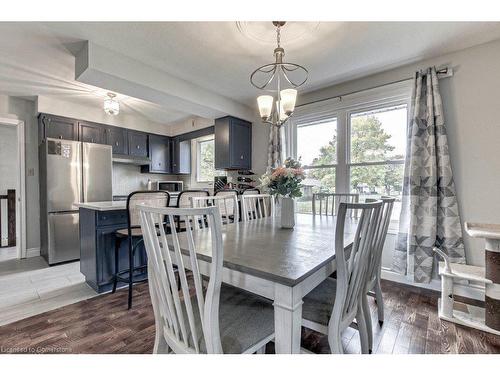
[104,126,128,155]
[215,116,252,170]
[141,134,171,174]
[79,121,105,144]
[127,130,148,158]
[40,114,78,141]
[171,138,191,174]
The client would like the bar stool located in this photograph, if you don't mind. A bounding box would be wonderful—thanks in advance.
[173,190,209,231]
[112,190,170,309]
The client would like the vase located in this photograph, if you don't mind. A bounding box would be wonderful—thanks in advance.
[280,197,295,229]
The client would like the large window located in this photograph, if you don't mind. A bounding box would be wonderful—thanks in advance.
[296,118,337,214]
[196,138,215,183]
[348,105,407,224]
[291,85,410,223]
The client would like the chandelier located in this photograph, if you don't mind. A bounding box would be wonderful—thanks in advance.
[250,21,308,127]
[104,93,120,116]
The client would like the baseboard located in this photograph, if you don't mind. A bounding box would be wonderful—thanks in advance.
[26,247,40,258]
[381,268,485,302]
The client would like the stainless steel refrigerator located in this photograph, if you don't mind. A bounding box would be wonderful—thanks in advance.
[39,139,112,265]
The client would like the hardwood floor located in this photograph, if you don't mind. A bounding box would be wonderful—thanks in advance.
[0,279,499,354]
[0,257,97,327]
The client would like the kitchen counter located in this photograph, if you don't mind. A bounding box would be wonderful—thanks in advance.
[75,201,126,211]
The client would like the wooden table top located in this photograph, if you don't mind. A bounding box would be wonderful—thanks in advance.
[174,214,358,286]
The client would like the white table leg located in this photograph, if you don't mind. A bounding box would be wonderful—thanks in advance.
[273,283,303,354]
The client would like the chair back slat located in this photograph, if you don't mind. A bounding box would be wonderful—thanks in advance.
[191,194,239,225]
[328,201,382,331]
[241,194,275,221]
[365,197,395,286]
[139,205,224,353]
[312,193,359,218]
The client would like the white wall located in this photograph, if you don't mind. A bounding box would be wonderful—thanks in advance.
[255,38,500,268]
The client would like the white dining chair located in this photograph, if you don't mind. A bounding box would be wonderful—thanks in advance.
[191,194,239,226]
[240,194,275,221]
[139,204,275,354]
[361,197,395,353]
[312,193,359,218]
[301,200,383,354]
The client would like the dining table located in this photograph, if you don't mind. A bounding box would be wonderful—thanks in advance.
[172,213,358,354]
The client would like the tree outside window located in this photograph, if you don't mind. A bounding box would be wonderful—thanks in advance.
[197,139,215,182]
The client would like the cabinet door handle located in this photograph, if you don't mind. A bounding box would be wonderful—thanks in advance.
[240,155,244,159]
[59,135,63,139]
[136,145,140,149]
[115,142,119,146]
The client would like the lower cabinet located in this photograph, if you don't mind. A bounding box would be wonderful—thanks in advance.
[79,208,147,293]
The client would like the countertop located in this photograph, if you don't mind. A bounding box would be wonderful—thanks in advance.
[75,201,126,211]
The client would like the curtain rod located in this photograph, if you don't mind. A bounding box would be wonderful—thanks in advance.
[296,66,452,109]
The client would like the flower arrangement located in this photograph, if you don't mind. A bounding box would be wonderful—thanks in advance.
[260,158,306,198]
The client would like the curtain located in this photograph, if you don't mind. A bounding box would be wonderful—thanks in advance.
[267,124,285,169]
[393,67,466,283]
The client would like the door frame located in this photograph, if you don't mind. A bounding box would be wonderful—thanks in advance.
[0,115,26,259]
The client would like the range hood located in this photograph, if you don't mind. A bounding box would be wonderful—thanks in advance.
[112,155,150,165]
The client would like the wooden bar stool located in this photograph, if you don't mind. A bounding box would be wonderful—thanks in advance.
[111,190,170,309]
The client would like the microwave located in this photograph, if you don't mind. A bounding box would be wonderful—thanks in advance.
[155,180,184,192]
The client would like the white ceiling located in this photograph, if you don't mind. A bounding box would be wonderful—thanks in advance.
[1,22,500,124]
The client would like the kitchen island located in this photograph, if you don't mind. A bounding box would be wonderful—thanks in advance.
[76,201,147,293]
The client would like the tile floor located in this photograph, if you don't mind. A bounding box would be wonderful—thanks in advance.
[0,256,97,326]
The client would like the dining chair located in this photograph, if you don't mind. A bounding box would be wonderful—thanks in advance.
[301,200,383,354]
[361,197,395,352]
[139,204,275,354]
[242,188,260,195]
[173,190,210,231]
[191,194,239,225]
[241,194,275,221]
[312,193,359,218]
[112,190,170,309]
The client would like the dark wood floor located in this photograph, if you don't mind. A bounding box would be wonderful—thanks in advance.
[0,279,499,354]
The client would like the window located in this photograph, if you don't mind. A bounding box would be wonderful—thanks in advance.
[296,118,337,214]
[291,83,410,223]
[348,105,407,224]
[196,138,215,183]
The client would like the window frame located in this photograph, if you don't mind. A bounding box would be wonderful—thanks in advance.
[195,136,215,183]
[288,81,412,218]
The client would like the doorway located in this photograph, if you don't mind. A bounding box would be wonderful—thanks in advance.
[0,117,26,261]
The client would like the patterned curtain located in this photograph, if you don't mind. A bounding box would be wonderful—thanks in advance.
[267,124,285,169]
[393,67,466,283]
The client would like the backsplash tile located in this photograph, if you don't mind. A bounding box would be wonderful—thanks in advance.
[112,163,180,196]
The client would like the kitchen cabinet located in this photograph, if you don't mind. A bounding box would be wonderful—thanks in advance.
[171,138,191,174]
[79,207,147,293]
[141,134,171,174]
[215,116,252,170]
[127,130,148,158]
[39,114,78,141]
[79,121,105,144]
[104,126,128,155]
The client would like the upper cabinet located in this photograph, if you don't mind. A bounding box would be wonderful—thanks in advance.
[171,138,191,174]
[104,126,128,155]
[141,134,171,174]
[215,116,252,170]
[79,121,105,144]
[40,114,78,141]
[127,130,148,158]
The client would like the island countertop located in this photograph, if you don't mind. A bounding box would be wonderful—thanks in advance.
[75,201,127,211]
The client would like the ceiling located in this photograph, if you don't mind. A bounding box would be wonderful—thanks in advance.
[1,22,500,124]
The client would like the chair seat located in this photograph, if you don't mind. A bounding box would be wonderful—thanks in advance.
[180,284,274,353]
[302,278,338,326]
[115,227,143,237]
